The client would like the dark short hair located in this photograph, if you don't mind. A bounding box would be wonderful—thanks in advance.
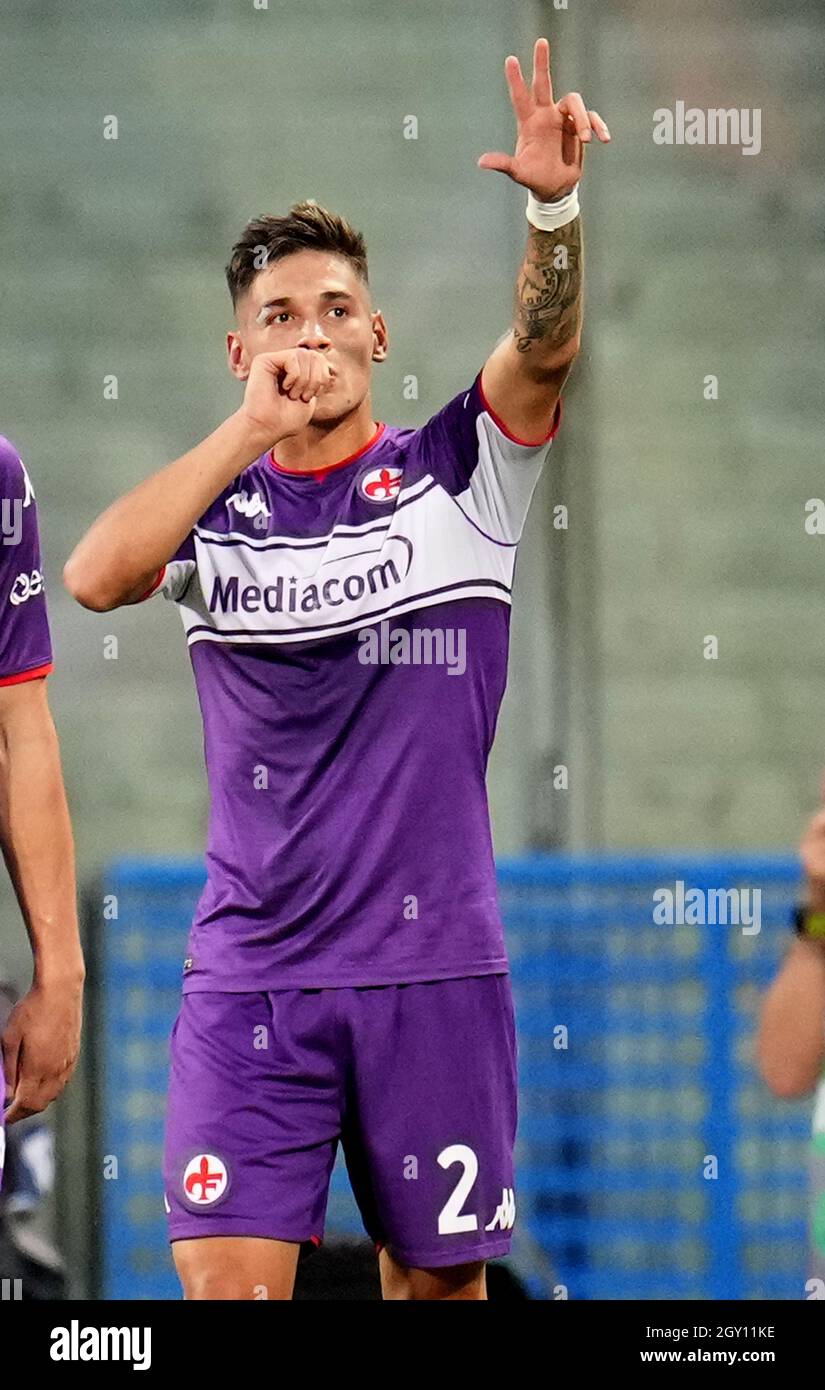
[225,200,369,308]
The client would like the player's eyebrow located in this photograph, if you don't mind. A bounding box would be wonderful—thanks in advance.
[255,290,356,323]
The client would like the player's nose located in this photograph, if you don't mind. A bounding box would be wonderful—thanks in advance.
[297,323,332,350]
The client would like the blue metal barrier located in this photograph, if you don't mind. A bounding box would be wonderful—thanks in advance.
[96,854,812,1300]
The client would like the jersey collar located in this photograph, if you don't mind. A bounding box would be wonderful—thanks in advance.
[268,421,386,483]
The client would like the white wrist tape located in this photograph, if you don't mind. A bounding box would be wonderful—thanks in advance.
[526,184,580,231]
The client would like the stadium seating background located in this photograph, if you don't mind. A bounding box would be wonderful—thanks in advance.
[0,0,822,1299]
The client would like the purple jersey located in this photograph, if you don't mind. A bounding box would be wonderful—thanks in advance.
[0,438,53,687]
[145,372,559,990]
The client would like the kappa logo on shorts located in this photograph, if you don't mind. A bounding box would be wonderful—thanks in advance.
[484,1186,516,1231]
[181,1152,229,1207]
[359,466,403,503]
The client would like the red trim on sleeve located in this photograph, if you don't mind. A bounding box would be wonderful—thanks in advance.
[477,375,563,446]
[0,661,53,687]
[137,566,166,601]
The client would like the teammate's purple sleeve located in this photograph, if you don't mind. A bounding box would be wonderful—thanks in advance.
[0,438,53,685]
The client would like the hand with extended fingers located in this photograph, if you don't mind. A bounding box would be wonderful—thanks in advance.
[478,37,610,203]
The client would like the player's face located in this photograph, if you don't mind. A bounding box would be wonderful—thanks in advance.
[229,250,387,418]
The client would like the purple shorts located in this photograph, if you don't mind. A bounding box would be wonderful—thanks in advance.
[163,973,518,1269]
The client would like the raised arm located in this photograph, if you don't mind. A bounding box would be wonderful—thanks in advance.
[477,37,609,442]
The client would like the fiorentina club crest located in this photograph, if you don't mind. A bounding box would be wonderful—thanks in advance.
[360,465,403,503]
[182,1152,229,1206]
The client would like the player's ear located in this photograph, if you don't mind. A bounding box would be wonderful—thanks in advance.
[227,330,250,381]
[371,311,389,363]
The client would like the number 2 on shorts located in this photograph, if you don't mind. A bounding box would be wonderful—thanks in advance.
[437,1143,479,1234]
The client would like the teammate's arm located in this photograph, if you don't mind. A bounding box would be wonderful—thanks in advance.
[0,676,84,1123]
[476,38,609,442]
[756,937,825,1099]
[63,349,334,612]
[756,797,825,1098]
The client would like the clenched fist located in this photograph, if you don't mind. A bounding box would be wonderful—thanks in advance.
[237,348,336,448]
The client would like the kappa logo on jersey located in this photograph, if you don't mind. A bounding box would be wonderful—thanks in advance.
[182,1152,229,1206]
[484,1186,516,1231]
[360,466,403,503]
[226,489,271,520]
[9,569,44,606]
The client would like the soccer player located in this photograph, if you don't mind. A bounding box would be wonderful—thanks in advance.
[65,39,608,1299]
[0,437,84,1193]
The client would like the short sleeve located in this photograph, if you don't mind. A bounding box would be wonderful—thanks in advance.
[138,532,197,605]
[417,371,561,544]
[0,438,53,685]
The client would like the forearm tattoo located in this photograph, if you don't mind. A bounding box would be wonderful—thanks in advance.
[513,215,582,357]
